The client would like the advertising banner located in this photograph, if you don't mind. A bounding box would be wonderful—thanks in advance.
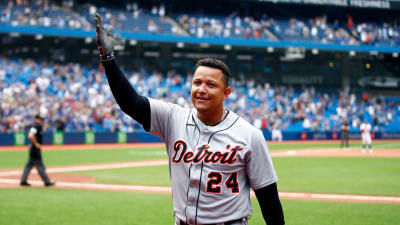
[52,132,64,145]
[85,131,95,144]
[14,132,26,146]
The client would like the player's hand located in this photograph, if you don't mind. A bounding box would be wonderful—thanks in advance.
[94,13,115,61]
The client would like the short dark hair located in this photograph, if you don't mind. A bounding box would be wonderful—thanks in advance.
[35,115,44,121]
[196,58,230,87]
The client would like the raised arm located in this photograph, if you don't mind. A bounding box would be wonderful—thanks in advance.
[95,13,150,131]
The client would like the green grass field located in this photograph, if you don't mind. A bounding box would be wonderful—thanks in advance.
[72,156,400,196]
[1,141,400,225]
[2,141,399,170]
[267,141,400,150]
[1,189,399,225]
[0,147,167,169]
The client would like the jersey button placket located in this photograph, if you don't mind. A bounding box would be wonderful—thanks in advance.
[186,165,200,221]
[186,133,208,224]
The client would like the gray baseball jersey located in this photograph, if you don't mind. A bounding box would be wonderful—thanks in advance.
[148,98,278,224]
[360,122,372,144]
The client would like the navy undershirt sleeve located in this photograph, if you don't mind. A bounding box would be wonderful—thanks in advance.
[102,60,151,131]
[254,182,285,225]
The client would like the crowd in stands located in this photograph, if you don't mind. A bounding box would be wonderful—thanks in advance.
[177,14,278,40]
[1,56,399,133]
[1,0,399,46]
[0,0,92,31]
[77,3,183,35]
[176,13,360,44]
[281,16,358,45]
[347,16,400,46]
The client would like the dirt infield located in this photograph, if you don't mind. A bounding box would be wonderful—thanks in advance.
[1,146,399,204]
[1,175,399,204]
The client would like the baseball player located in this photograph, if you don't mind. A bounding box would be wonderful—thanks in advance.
[95,14,284,225]
[360,120,373,154]
[340,119,349,148]
[20,115,55,187]
[271,120,283,142]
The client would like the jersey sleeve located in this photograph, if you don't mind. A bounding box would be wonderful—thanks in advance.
[246,129,278,190]
[360,124,365,132]
[148,98,176,142]
[29,127,38,134]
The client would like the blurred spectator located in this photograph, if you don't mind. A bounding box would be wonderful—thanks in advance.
[3,55,398,133]
[1,0,398,45]
[55,117,66,131]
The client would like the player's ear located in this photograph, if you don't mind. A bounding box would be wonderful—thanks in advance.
[223,87,231,100]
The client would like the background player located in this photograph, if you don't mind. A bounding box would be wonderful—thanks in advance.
[95,13,284,225]
[340,119,349,149]
[271,121,283,142]
[360,120,373,154]
[20,115,55,187]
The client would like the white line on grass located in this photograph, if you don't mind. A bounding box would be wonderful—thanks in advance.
[278,192,400,203]
[271,149,342,156]
[1,178,399,203]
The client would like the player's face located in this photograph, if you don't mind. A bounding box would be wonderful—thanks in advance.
[35,119,44,126]
[191,66,231,114]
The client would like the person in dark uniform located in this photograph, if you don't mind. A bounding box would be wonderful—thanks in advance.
[20,115,55,187]
[340,119,350,148]
[55,116,66,131]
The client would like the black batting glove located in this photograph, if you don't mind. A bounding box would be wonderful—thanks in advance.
[94,13,115,61]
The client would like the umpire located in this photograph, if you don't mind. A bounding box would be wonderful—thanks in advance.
[20,115,55,187]
[340,119,350,148]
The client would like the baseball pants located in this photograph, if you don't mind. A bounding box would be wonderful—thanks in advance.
[176,218,248,225]
[21,148,51,183]
[362,134,372,145]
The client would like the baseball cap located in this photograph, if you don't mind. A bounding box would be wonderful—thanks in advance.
[35,115,44,120]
